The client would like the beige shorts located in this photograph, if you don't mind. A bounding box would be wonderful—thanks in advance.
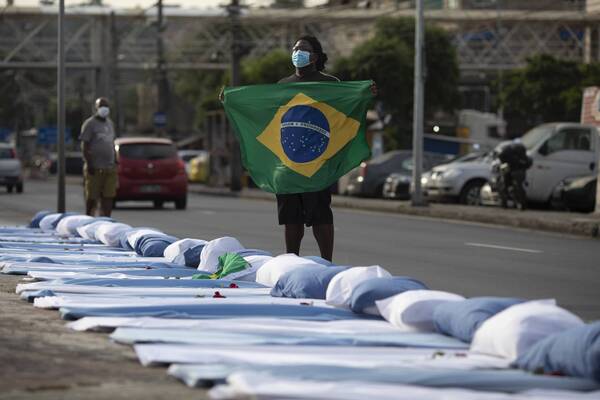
[84,166,118,200]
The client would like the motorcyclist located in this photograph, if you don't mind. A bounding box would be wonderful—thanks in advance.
[497,139,533,210]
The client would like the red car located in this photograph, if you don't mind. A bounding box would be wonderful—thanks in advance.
[115,137,188,209]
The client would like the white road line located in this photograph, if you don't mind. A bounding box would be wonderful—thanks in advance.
[464,242,542,254]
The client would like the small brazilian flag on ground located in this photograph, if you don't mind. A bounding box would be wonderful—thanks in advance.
[223,80,373,194]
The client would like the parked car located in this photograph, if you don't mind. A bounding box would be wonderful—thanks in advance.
[49,151,84,175]
[424,152,494,205]
[178,150,207,179]
[475,123,599,208]
[520,123,599,204]
[384,152,484,200]
[115,137,188,209]
[345,150,450,198]
[0,143,23,193]
[550,175,597,213]
[188,151,211,183]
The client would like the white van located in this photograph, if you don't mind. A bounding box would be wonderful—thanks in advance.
[521,123,599,203]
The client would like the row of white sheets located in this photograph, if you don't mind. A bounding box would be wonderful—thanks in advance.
[2,260,191,275]
[4,228,600,398]
[169,364,600,393]
[208,372,600,400]
[16,277,266,296]
[134,343,511,369]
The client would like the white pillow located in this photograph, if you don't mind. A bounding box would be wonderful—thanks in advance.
[255,254,323,287]
[126,228,164,250]
[163,238,207,264]
[96,223,132,247]
[55,215,93,236]
[326,266,391,308]
[39,213,63,231]
[76,221,114,241]
[198,237,245,273]
[375,290,465,332]
[227,255,274,281]
[470,300,584,361]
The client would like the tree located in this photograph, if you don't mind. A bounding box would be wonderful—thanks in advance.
[498,54,600,136]
[174,49,292,130]
[500,55,583,129]
[334,17,459,149]
[241,49,293,85]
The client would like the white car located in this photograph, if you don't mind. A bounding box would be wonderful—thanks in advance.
[424,152,493,205]
[0,143,23,193]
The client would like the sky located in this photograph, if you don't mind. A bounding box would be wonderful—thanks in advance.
[10,0,328,10]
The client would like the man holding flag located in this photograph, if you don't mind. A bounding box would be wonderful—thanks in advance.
[223,35,376,262]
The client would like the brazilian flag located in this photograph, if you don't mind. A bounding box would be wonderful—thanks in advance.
[223,80,373,194]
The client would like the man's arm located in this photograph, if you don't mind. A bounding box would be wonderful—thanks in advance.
[80,120,94,174]
[82,141,94,175]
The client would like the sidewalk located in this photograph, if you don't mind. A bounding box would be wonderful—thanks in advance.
[188,184,600,239]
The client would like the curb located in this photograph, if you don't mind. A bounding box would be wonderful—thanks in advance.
[189,186,600,239]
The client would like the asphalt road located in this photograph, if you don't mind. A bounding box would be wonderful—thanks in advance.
[1,179,599,320]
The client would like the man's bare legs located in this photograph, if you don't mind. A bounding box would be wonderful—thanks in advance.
[100,197,114,217]
[312,223,334,262]
[284,224,304,255]
[86,199,97,216]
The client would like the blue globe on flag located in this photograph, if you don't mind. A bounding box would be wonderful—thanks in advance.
[280,105,330,163]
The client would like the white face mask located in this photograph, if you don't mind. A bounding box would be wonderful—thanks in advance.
[97,106,110,118]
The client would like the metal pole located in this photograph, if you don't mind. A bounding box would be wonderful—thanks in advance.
[496,0,505,136]
[228,0,242,192]
[157,0,169,133]
[411,0,426,207]
[57,0,66,213]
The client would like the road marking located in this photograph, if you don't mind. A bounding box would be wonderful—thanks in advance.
[201,210,216,215]
[464,242,542,254]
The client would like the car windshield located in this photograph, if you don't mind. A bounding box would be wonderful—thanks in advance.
[520,125,554,150]
[119,143,176,160]
[180,154,198,162]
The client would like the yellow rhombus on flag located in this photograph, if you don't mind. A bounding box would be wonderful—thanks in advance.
[257,92,361,178]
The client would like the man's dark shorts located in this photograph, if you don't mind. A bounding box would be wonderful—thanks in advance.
[276,189,333,227]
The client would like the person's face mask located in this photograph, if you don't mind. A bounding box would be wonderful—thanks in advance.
[97,106,110,118]
[292,50,311,68]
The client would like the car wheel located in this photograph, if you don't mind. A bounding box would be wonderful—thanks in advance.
[459,181,484,205]
[153,200,164,209]
[175,197,187,210]
[6,185,13,193]
[16,183,23,193]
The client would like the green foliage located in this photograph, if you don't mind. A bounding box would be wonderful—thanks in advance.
[241,49,293,85]
[174,69,225,126]
[334,17,459,149]
[173,49,293,130]
[499,54,599,128]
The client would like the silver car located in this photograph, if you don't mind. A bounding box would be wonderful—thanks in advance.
[424,152,493,205]
[0,144,23,193]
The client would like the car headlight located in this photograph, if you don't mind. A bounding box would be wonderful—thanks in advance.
[441,169,462,180]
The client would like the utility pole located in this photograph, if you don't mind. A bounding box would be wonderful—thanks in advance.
[496,0,505,137]
[156,0,169,134]
[110,11,122,136]
[228,0,243,192]
[411,0,426,207]
[57,0,66,212]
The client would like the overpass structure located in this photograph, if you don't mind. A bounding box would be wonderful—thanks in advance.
[1,4,599,126]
